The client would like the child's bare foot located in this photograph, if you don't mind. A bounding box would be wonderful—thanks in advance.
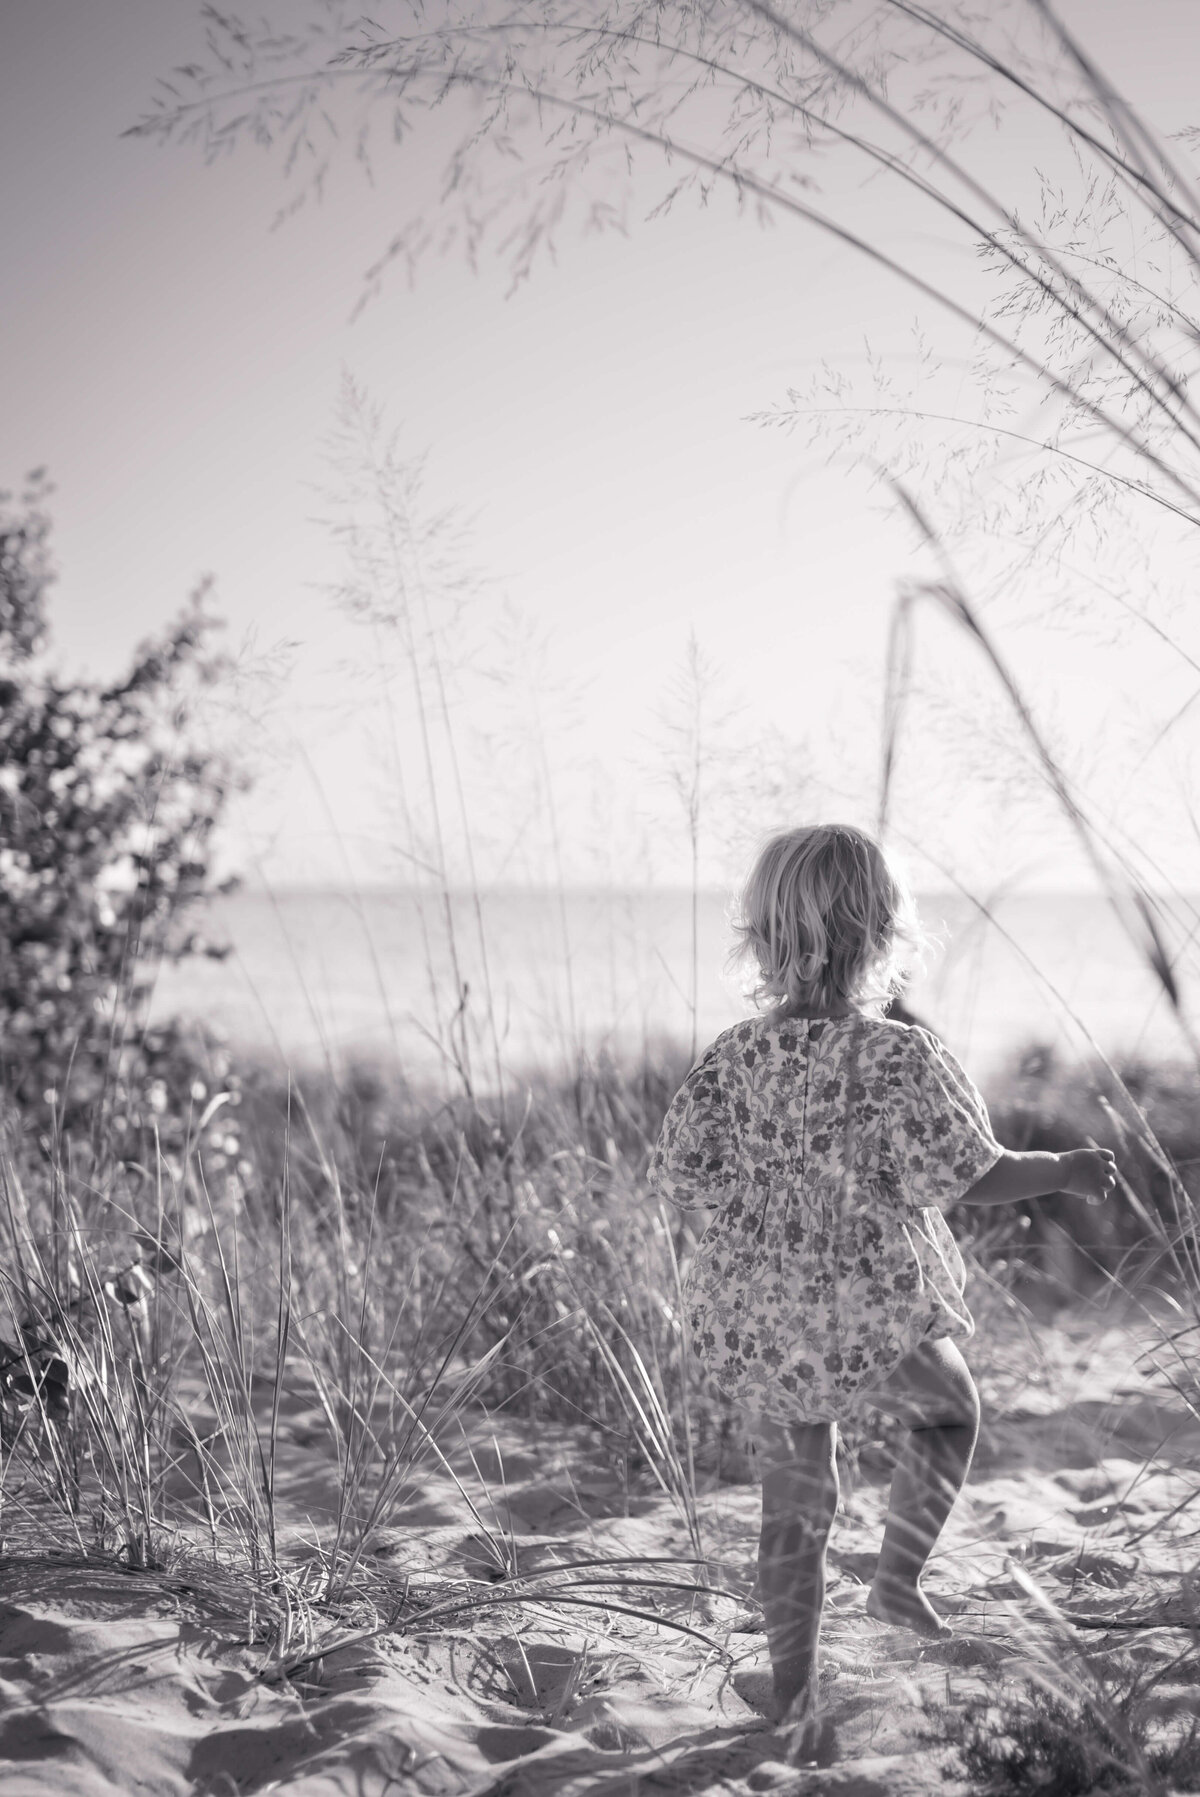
[865,1580,952,1639]
[769,1676,814,1728]
[772,1692,833,1768]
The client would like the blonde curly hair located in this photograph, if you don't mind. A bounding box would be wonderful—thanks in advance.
[731,823,920,1018]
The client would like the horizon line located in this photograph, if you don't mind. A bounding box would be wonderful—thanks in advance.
[207,880,1181,902]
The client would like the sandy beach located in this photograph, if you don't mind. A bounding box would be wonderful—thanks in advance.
[1,1306,1197,1796]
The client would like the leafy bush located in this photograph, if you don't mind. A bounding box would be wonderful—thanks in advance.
[0,471,243,1145]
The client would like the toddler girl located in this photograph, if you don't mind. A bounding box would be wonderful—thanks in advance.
[648,824,1115,1748]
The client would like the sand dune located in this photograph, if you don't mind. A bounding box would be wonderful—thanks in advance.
[0,1315,1197,1795]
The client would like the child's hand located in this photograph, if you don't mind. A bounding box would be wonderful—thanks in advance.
[1060,1148,1117,1205]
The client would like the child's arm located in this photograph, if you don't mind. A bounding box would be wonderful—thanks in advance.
[958,1146,1116,1208]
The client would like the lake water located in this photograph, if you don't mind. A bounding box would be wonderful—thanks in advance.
[148,886,1198,1091]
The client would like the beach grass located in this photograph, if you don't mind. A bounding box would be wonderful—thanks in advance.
[4,1029,1198,1549]
[3,1035,1200,1790]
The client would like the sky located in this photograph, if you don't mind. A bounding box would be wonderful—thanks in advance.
[4,0,1200,898]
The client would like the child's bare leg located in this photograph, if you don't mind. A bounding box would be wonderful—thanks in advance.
[755,1419,839,1741]
[860,1339,980,1638]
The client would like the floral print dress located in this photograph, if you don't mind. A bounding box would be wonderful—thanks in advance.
[647,1014,1003,1425]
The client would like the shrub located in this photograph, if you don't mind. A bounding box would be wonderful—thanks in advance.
[0,470,244,1148]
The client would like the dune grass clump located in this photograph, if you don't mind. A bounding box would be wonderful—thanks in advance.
[231,1042,725,1428]
[0,1039,741,1668]
[950,1662,1200,1797]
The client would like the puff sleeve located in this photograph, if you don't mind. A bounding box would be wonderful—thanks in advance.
[894,1026,1003,1212]
[647,1042,736,1212]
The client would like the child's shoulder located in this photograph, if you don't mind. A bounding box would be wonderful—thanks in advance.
[701,1012,929,1063]
[691,1019,760,1066]
[852,1015,931,1065]
[689,1017,774,1072]
[863,1017,952,1064]
[871,1016,930,1045]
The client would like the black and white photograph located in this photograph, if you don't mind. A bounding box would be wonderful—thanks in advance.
[2,1,1199,1790]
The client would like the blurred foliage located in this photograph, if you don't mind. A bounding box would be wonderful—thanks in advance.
[983,1044,1200,1299]
[0,470,246,1146]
